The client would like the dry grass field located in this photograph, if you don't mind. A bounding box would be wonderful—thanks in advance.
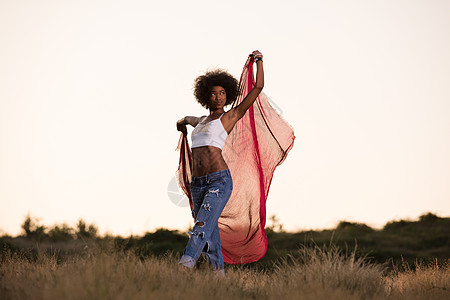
[1,245,448,300]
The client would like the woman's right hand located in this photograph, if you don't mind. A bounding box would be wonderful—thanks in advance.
[176,119,187,136]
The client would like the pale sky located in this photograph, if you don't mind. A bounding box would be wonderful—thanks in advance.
[1,0,449,236]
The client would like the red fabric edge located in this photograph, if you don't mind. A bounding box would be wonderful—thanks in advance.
[247,59,268,262]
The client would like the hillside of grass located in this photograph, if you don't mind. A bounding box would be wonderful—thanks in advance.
[1,213,448,269]
[261,212,449,268]
[2,244,448,300]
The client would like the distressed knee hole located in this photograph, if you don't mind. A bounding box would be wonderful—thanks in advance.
[195,221,205,227]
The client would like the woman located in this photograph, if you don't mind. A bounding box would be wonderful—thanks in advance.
[176,50,264,274]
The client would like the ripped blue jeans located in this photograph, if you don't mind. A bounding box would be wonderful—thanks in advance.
[179,169,233,273]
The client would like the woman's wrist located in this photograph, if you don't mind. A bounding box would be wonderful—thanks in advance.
[251,50,263,63]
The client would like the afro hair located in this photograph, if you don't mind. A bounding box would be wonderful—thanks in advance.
[193,69,239,109]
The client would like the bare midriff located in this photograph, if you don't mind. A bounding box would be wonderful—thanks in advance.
[192,146,229,177]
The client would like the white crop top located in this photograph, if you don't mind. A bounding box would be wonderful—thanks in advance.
[191,113,228,150]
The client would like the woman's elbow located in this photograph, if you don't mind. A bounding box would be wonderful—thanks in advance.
[254,84,264,91]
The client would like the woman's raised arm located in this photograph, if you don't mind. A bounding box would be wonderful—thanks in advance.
[232,50,264,120]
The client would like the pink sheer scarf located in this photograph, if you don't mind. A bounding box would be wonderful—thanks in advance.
[176,55,295,264]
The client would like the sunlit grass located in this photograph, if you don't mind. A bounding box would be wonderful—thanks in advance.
[1,245,448,300]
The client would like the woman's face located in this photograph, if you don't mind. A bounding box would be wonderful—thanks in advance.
[209,86,226,109]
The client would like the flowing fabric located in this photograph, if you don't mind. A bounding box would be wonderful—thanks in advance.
[176,56,295,264]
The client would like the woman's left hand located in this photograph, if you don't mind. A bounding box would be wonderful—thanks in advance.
[252,50,263,60]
